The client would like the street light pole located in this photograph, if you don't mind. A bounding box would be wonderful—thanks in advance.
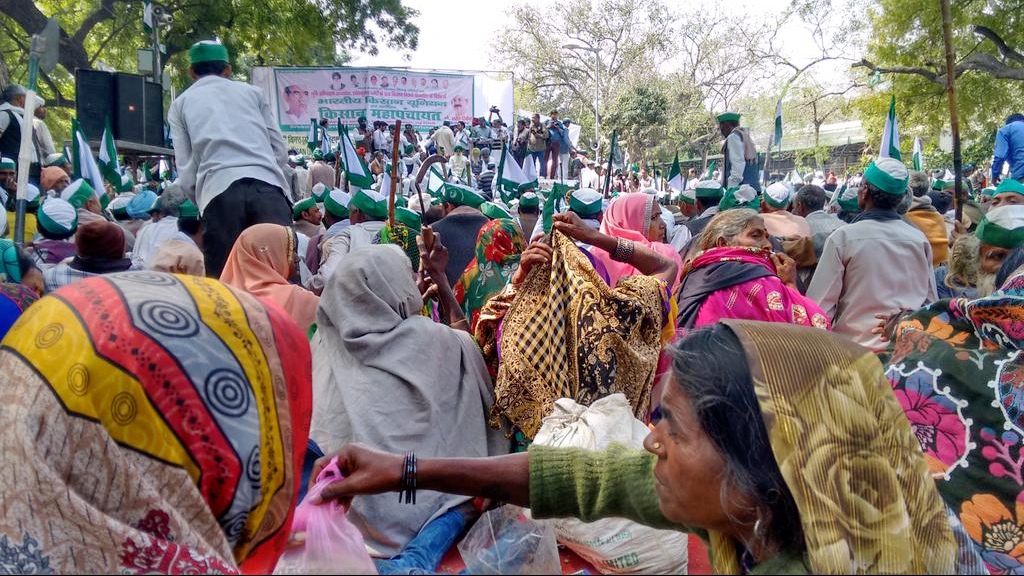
[561,42,601,160]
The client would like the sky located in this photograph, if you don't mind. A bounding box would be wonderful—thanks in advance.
[347,0,830,77]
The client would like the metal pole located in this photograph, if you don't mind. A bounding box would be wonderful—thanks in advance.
[940,0,963,223]
[152,23,161,85]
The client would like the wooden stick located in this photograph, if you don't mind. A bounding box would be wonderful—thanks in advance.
[940,0,964,223]
[389,120,402,229]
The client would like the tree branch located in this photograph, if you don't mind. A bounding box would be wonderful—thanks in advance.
[852,58,939,82]
[973,25,1024,63]
[72,0,117,48]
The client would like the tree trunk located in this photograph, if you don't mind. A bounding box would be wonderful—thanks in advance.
[0,0,100,76]
[0,49,9,88]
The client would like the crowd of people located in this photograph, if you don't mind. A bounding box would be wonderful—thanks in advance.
[3,37,1024,575]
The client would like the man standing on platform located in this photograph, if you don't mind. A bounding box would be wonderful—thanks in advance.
[717,112,761,193]
[169,40,292,277]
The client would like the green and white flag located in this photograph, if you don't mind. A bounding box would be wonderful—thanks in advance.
[880,94,902,160]
[495,144,534,202]
[143,0,153,32]
[319,126,332,156]
[773,98,783,149]
[338,125,374,188]
[702,159,717,180]
[522,149,539,186]
[667,152,684,193]
[912,137,923,171]
[98,117,121,188]
[159,158,171,180]
[142,162,153,182]
[426,164,446,197]
[602,130,621,195]
[307,119,318,152]
[71,119,106,199]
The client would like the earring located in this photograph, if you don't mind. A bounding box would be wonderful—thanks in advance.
[753,518,763,538]
[651,441,662,450]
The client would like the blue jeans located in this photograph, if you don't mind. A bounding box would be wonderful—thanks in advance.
[529,151,545,175]
[298,439,324,502]
[374,507,467,575]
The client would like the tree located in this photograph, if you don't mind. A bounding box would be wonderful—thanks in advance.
[0,0,419,142]
[603,85,668,165]
[851,0,1024,149]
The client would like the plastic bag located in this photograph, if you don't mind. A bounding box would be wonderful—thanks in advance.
[273,457,378,575]
[457,505,560,575]
[533,394,689,575]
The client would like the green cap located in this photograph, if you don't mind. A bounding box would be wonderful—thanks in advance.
[677,186,696,205]
[441,183,486,208]
[292,197,316,219]
[324,189,351,219]
[481,201,513,220]
[178,199,200,219]
[931,179,953,191]
[996,179,1024,197]
[694,180,724,199]
[311,183,330,203]
[189,40,229,65]
[716,112,741,123]
[0,239,20,283]
[395,195,408,208]
[863,158,909,195]
[37,197,78,238]
[25,183,41,211]
[763,182,792,209]
[60,179,96,209]
[350,188,388,220]
[519,191,540,209]
[569,188,603,216]
[0,157,15,170]
[976,205,1024,248]
[718,185,761,212]
[395,206,422,232]
[312,149,324,161]
[119,174,134,193]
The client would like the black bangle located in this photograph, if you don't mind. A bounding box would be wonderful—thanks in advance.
[399,451,417,505]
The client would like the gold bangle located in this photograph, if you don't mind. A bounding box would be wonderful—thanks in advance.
[611,238,635,262]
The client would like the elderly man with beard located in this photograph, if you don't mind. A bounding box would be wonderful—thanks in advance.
[973,205,1024,297]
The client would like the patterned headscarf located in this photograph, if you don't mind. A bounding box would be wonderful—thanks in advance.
[593,194,683,291]
[0,282,37,339]
[455,219,525,332]
[724,320,959,574]
[0,273,312,574]
[478,231,668,439]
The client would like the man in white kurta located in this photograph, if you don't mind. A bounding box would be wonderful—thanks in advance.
[807,157,936,351]
[306,188,387,294]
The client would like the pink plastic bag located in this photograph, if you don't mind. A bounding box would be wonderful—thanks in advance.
[273,457,378,575]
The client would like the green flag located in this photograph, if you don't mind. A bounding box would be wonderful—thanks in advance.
[338,125,374,188]
[543,181,576,235]
[702,159,717,180]
[880,94,901,160]
[97,117,121,188]
[667,152,683,192]
[71,119,106,198]
[912,137,923,172]
[143,0,153,32]
[603,130,620,196]
[142,162,153,182]
[307,118,318,152]
[773,98,783,149]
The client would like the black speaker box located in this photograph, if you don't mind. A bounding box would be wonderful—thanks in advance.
[74,69,114,140]
[75,71,165,146]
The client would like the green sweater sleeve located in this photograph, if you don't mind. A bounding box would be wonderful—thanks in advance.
[527,443,683,532]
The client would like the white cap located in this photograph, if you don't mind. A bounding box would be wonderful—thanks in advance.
[764,181,793,207]
[734,184,758,204]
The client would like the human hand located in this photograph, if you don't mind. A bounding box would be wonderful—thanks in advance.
[870,309,909,342]
[416,226,449,281]
[511,241,553,286]
[770,252,797,286]
[552,211,598,245]
[309,444,405,506]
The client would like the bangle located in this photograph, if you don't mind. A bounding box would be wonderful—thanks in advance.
[611,238,635,262]
[399,452,417,505]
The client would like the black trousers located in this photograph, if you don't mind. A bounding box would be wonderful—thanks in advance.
[203,178,292,277]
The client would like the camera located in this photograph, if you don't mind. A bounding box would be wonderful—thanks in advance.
[489,105,500,113]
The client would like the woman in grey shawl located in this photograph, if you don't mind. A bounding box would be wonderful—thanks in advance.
[309,244,507,558]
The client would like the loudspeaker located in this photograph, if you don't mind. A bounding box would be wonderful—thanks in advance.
[74,69,115,140]
[115,73,146,144]
[143,80,164,146]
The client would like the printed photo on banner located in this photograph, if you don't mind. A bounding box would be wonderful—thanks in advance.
[272,67,474,135]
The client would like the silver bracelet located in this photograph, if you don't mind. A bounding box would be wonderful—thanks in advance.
[611,238,635,262]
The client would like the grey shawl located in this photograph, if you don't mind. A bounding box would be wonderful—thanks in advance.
[309,244,507,556]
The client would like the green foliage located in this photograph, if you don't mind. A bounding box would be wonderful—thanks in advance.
[603,85,668,164]
[0,0,419,144]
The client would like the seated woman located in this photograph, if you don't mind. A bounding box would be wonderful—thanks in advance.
[678,209,830,331]
[220,223,319,332]
[882,258,1024,573]
[31,197,78,270]
[474,214,679,443]
[1,238,44,296]
[311,321,982,574]
[591,193,684,291]
[454,218,525,332]
[309,242,507,558]
[43,221,132,293]
[0,273,311,574]
[149,239,206,276]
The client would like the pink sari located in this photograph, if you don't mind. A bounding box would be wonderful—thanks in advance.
[593,194,683,291]
[682,246,831,330]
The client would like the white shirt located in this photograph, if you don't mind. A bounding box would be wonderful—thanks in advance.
[33,118,55,156]
[806,218,937,351]
[306,220,386,293]
[373,129,392,153]
[133,216,179,269]
[725,131,745,188]
[168,75,289,213]
[580,167,599,189]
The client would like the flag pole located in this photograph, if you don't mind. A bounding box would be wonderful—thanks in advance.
[940,0,964,223]
[388,120,402,229]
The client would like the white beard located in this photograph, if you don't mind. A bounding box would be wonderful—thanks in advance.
[976,272,998,297]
